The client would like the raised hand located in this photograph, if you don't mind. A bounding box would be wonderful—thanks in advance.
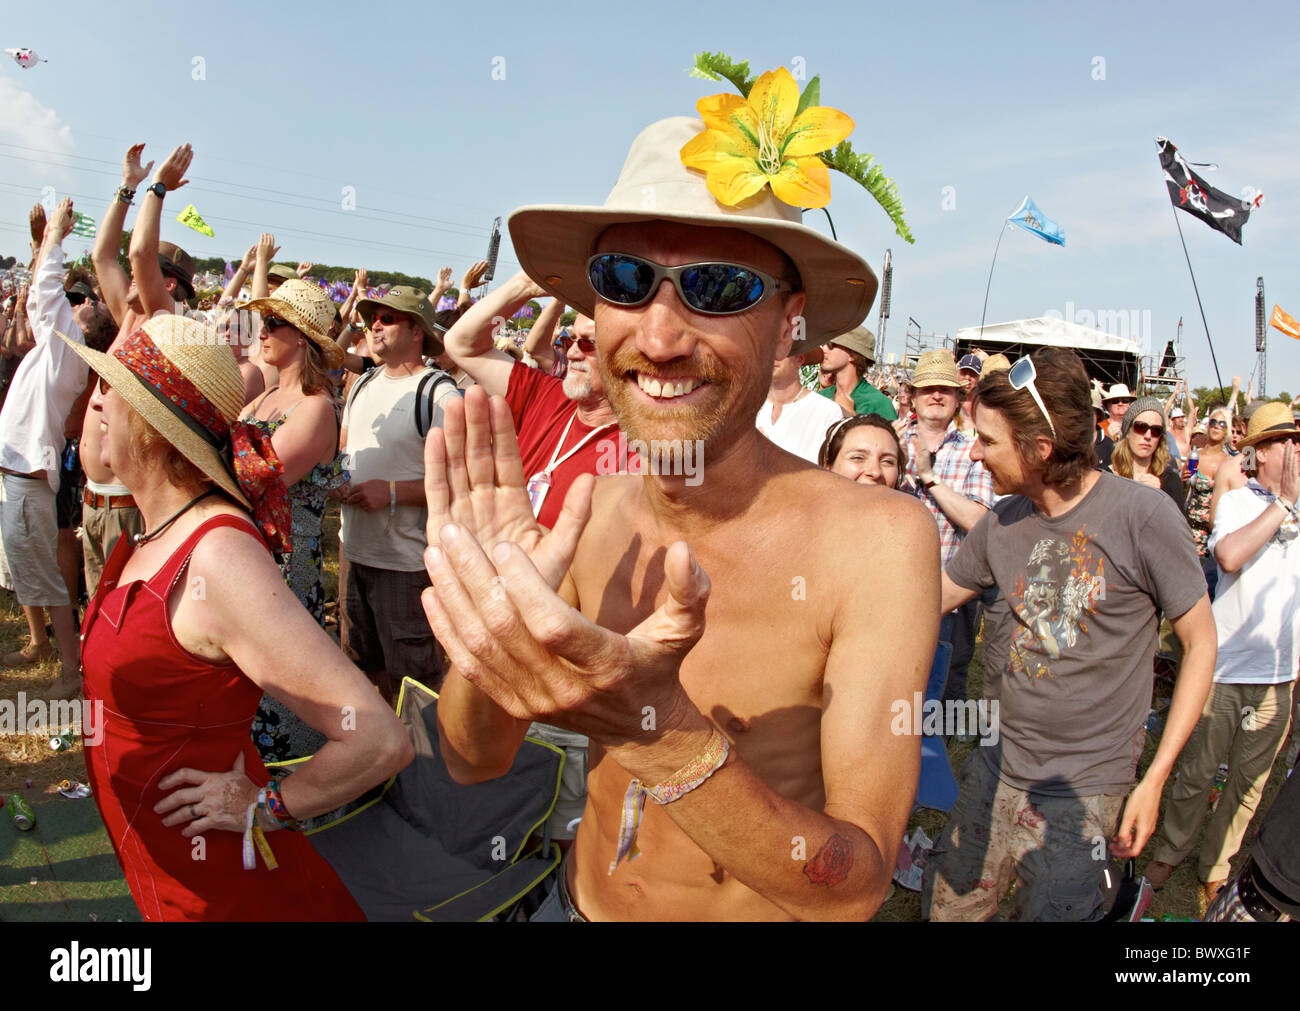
[239,243,258,273]
[122,142,155,189]
[48,198,76,240]
[154,143,193,192]
[28,203,46,243]
[461,259,490,291]
[296,261,313,279]
[255,233,280,264]
[437,266,453,289]
[1281,440,1299,507]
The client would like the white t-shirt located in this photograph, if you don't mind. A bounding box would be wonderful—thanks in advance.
[755,391,845,463]
[1208,483,1300,684]
[0,246,89,492]
[340,368,451,571]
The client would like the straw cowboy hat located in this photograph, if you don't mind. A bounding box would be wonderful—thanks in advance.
[910,350,962,388]
[1239,401,1300,449]
[240,279,344,369]
[508,117,877,344]
[62,316,249,507]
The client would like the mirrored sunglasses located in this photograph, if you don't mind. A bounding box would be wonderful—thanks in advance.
[587,253,793,316]
[1007,355,1057,440]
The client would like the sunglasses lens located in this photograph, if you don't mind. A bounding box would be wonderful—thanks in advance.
[588,254,655,305]
[679,264,765,314]
[1008,357,1035,390]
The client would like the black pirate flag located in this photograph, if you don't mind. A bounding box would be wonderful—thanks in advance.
[1157,137,1259,244]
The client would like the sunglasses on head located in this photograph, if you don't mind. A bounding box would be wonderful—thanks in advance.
[1130,420,1164,439]
[587,253,794,316]
[66,292,96,307]
[1007,355,1057,439]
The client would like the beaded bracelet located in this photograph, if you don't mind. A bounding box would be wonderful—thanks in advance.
[263,780,302,831]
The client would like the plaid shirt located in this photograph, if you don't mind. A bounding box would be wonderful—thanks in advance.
[900,418,995,565]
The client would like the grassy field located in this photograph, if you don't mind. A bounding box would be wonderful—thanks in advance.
[1,508,1293,920]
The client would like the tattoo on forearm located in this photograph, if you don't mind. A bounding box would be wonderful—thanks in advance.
[803,833,854,887]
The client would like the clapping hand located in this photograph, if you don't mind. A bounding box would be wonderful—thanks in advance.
[122,143,155,190]
[153,143,193,192]
[48,198,76,241]
[296,261,313,279]
[28,203,46,243]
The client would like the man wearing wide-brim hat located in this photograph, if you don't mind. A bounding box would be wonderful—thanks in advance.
[1101,382,1136,440]
[898,349,995,716]
[815,325,897,421]
[1145,401,1300,911]
[430,77,938,922]
[338,284,456,703]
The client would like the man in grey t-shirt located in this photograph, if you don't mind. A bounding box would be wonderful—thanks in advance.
[923,348,1217,921]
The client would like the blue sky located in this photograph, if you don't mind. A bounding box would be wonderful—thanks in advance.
[2,0,1297,393]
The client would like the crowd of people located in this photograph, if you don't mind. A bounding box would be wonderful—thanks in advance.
[0,126,1296,924]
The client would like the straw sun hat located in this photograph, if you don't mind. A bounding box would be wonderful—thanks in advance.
[59,315,291,551]
[240,279,344,369]
[509,116,878,345]
[1239,401,1300,449]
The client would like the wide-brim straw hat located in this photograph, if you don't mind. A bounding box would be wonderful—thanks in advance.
[1239,401,1300,449]
[240,279,344,369]
[910,350,962,388]
[59,315,250,508]
[508,117,877,345]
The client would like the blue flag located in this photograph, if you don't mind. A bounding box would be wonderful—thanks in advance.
[1007,195,1065,245]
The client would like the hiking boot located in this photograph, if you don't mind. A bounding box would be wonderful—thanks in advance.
[1196,878,1227,918]
[2,640,54,667]
[44,667,83,701]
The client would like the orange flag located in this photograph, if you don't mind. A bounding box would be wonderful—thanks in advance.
[1271,304,1300,339]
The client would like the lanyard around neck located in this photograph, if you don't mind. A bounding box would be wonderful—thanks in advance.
[544,412,615,476]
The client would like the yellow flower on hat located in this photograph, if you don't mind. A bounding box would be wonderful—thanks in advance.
[680,66,854,210]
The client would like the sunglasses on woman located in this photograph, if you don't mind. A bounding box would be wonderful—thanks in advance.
[261,315,295,333]
[586,253,794,316]
[1207,419,1228,430]
[1130,421,1164,439]
[1007,356,1057,439]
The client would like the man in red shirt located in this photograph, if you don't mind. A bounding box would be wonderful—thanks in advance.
[442,270,637,531]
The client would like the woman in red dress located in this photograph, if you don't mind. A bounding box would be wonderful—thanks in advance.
[66,315,412,921]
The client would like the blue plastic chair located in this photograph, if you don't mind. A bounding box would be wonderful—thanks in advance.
[916,640,959,813]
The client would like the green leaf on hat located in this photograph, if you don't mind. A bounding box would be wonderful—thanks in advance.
[689,51,755,98]
[795,75,821,118]
[820,141,915,245]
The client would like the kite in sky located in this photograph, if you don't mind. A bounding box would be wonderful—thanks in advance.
[5,48,46,69]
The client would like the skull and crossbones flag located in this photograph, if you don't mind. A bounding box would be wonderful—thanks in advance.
[1156,138,1259,245]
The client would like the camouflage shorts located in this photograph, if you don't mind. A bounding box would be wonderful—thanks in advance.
[923,750,1127,921]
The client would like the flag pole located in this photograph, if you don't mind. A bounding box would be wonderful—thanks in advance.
[1169,205,1227,404]
[978,221,1008,338]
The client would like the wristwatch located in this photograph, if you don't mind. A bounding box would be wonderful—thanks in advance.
[145,181,167,199]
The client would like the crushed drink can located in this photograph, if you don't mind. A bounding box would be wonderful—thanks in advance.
[6,792,35,830]
[49,731,77,752]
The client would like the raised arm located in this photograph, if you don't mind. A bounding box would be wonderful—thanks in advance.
[523,297,564,373]
[94,145,155,324]
[458,260,489,311]
[1213,443,1298,574]
[221,243,257,306]
[427,266,452,309]
[129,143,192,315]
[442,270,546,396]
[29,199,80,348]
[250,233,279,300]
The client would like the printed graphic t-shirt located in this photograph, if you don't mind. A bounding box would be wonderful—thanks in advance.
[946,471,1205,796]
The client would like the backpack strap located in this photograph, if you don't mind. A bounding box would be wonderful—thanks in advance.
[343,364,381,417]
[415,368,463,438]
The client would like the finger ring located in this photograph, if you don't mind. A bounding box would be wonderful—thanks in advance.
[189,804,199,819]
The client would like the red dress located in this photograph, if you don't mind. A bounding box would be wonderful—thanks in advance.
[81,514,364,921]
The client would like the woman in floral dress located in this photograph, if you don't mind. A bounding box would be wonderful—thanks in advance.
[236,280,348,763]
[1184,407,1238,599]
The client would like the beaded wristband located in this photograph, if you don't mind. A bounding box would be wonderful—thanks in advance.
[115,185,135,205]
[263,781,302,831]
[610,727,730,874]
